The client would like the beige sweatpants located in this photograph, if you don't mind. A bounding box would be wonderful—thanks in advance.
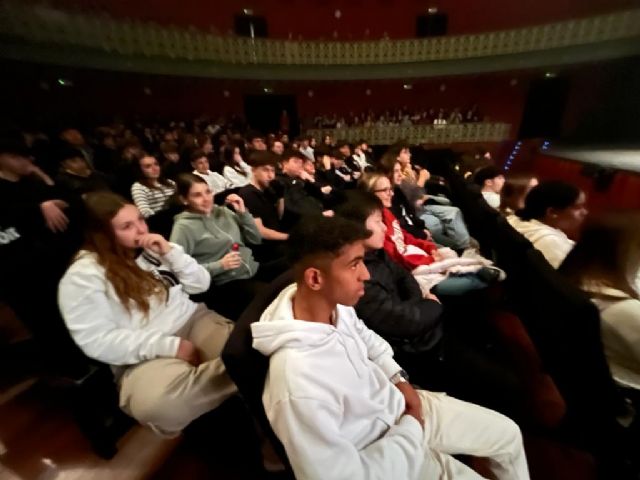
[119,304,238,436]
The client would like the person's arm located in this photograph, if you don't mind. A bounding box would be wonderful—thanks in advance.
[253,217,288,241]
[233,209,263,245]
[403,228,438,255]
[268,397,424,480]
[131,183,155,218]
[58,266,181,365]
[159,243,211,294]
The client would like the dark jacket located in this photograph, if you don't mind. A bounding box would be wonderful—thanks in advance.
[355,249,443,353]
[274,173,325,230]
[390,187,428,240]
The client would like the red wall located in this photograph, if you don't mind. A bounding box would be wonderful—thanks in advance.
[1,62,529,135]
[34,0,637,39]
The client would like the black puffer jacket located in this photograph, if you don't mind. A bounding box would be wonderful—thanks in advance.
[356,249,444,354]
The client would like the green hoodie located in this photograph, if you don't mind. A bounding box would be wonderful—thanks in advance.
[170,207,262,285]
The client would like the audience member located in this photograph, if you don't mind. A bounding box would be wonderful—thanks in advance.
[191,149,229,195]
[58,191,237,436]
[473,166,505,210]
[222,142,252,188]
[54,146,112,197]
[252,215,529,480]
[560,213,640,390]
[499,175,539,216]
[508,180,588,268]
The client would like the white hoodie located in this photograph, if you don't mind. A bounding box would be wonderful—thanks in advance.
[58,244,210,374]
[252,284,425,480]
[507,216,575,268]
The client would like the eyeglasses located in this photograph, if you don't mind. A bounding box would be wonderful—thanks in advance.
[373,187,393,193]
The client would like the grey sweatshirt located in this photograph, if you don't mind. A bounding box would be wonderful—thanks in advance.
[170,207,262,285]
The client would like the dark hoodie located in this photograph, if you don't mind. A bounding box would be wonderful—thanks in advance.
[356,249,443,354]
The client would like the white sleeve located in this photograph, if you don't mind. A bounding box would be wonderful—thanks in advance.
[131,183,155,218]
[58,268,180,365]
[350,311,403,378]
[268,397,424,480]
[162,243,211,294]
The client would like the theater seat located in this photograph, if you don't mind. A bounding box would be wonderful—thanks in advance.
[221,270,295,474]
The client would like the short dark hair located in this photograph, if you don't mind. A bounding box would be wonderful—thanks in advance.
[281,149,303,162]
[473,166,503,186]
[336,140,350,149]
[190,149,207,163]
[247,150,278,168]
[313,145,330,161]
[331,149,347,161]
[518,180,581,221]
[287,216,371,271]
[335,190,383,225]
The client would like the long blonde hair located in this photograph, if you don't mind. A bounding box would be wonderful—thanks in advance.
[81,192,167,315]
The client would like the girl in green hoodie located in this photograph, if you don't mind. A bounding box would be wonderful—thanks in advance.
[170,174,286,319]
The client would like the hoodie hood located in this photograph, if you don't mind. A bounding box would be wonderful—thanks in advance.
[252,284,338,356]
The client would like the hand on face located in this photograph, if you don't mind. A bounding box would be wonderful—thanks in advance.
[136,233,171,255]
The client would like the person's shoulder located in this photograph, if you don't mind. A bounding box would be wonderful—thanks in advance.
[60,251,105,285]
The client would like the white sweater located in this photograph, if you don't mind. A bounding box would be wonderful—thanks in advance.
[507,216,575,268]
[193,169,229,194]
[223,161,252,188]
[252,284,425,480]
[58,244,210,372]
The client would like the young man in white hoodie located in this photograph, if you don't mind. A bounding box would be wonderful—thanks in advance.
[252,216,529,480]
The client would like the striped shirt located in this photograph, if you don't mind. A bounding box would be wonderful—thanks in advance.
[131,180,176,218]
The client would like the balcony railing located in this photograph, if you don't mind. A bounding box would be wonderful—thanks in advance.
[0,3,639,65]
[306,123,512,145]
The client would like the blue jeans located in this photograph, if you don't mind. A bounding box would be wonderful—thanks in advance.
[431,274,488,296]
[420,203,470,251]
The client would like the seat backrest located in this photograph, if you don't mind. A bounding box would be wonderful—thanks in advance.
[221,270,294,469]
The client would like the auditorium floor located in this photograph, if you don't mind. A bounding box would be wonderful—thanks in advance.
[0,378,266,480]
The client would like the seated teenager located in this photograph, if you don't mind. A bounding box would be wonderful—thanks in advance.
[560,213,640,391]
[58,192,237,436]
[0,137,86,375]
[251,216,529,480]
[238,151,289,262]
[54,146,113,197]
[381,146,471,250]
[222,142,252,188]
[508,180,588,268]
[473,166,505,210]
[275,149,333,230]
[316,148,358,190]
[338,191,527,418]
[170,174,285,319]
[159,141,185,181]
[362,172,500,297]
[191,149,229,194]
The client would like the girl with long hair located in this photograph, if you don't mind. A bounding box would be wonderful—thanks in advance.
[222,142,252,188]
[560,213,640,390]
[58,191,236,436]
[130,152,176,218]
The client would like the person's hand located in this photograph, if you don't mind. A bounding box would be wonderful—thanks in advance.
[28,164,54,186]
[396,381,424,427]
[423,229,433,241]
[320,185,332,195]
[220,251,242,270]
[424,291,441,303]
[432,250,444,262]
[322,210,334,217]
[137,233,171,255]
[40,200,69,232]
[417,168,431,184]
[299,171,314,182]
[176,338,200,366]
[321,156,332,171]
[225,194,246,213]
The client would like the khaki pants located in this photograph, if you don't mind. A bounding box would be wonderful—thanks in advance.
[119,304,238,436]
[418,391,530,479]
